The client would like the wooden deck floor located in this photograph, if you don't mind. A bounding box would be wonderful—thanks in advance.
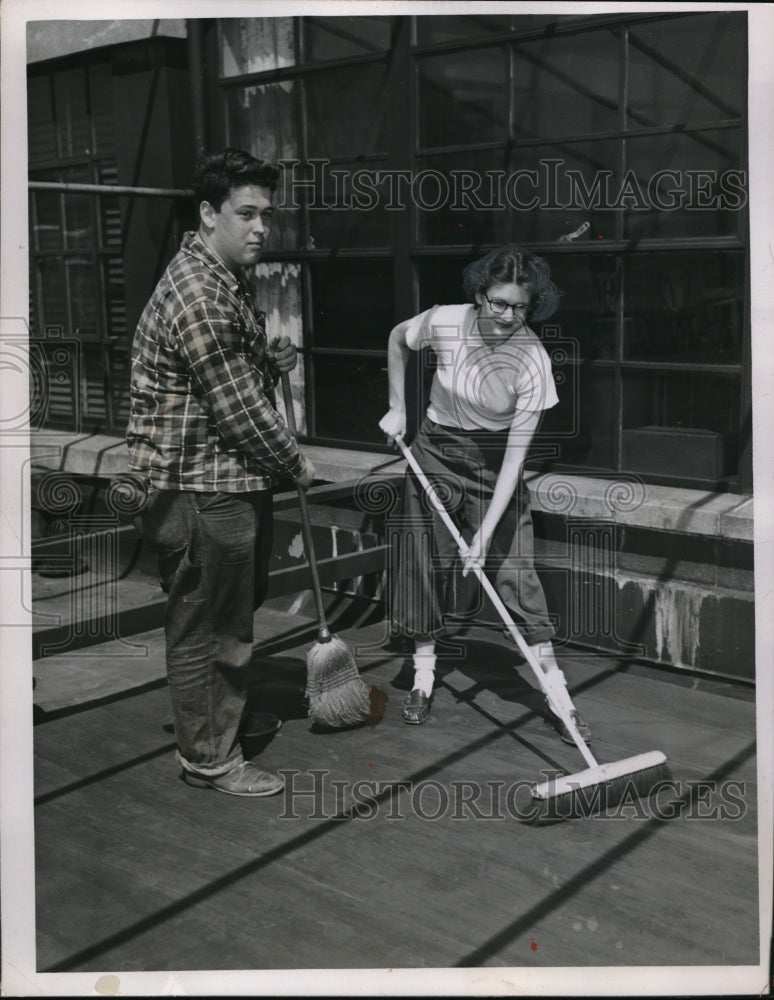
[32,599,759,976]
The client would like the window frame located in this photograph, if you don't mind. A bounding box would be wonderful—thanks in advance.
[214,10,751,493]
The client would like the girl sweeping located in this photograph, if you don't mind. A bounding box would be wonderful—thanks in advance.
[379,244,592,741]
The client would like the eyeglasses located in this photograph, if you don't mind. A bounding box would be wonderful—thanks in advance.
[483,295,530,317]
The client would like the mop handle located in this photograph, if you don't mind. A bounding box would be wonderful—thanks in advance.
[280,373,331,640]
[395,434,597,768]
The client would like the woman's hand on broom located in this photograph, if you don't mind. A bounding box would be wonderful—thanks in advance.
[379,408,407,446]
[461,527,492,577]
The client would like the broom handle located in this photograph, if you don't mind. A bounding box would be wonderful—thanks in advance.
[280,372,331,640]
[395,434,598,769]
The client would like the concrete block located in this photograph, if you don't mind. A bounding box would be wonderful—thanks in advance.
[719,498,754,541]
[697,592,756,680]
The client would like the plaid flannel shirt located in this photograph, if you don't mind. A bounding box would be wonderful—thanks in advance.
[127,231,303,491]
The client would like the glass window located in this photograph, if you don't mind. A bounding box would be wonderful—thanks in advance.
[313,356,389,443]
[417,47,508,148]
[31,183,62,252]
[623,129,745,241]
[219,18,296,77]
[506,139,621,243]
[416,256,479,312]
[213,11,751,487]
[415,150,509,247]
[306,160,391,250]
[623,252,744,365]
[36,256,68,332]
[64,192,94,251]
[543,367,616,470]
[225,82,300,251]
[68,258,99,337]
[626,13,746,127]
[28,75,57,163]
[415,14,513,45]
[513,30,620,139]
[225,81,298,165]
[413,14,593,45]
[544,253,618,361]
[304,16,396,61]
[305,65,390,159]
[621,369,741,481]
[53,67,91,158]
[309,259,394,349]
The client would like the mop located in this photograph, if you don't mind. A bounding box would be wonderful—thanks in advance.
[394,434,670,820]
[280,374,371,729]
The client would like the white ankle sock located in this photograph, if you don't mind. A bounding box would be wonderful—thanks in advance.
[412,654,436,697]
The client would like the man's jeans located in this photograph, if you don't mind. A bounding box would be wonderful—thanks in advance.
[141,488,274,777]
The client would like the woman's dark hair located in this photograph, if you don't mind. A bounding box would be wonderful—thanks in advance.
[193,148,280,212]
[462,244,561,322]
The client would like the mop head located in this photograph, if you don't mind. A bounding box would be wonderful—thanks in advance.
[306,634,371,729]
[524,750,671,823]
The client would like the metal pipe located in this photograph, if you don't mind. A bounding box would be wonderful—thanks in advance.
[187,19,207,159]
[28,181,192,198]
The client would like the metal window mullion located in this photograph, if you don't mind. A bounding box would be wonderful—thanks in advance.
[612,25,628,471]
[619,360,742,375]
[507,39,517,243]
[89,162,109,345]
[614,256,625,472]
[30,194,43,334]
[218,49,388,90]
[58,178,77,338]
[296,17,315,439]
[413,119,743,163]
[408,11,689,57]
[312,347,388,359]
[402,15,418,301]
[738,53,752,492]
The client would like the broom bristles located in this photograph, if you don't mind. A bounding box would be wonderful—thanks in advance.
[527,751,672,823]
[532,750,668,800]
[306,634,371,729]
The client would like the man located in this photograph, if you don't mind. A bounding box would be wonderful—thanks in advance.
[127,148,314,797]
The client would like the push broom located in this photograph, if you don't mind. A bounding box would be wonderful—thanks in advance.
[394,434,670,820]
[280,373,371,729]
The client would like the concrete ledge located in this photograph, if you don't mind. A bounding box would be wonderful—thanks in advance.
[29,431,753,542]
[527,472,754,542]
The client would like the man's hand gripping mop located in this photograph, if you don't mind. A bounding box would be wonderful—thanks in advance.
[394,434,670,820]
[281,374,371,729]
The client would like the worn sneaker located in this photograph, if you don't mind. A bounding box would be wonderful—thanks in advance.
[544,707,593,745]
[183,760,285,797]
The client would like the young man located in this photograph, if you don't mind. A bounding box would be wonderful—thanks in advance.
[127,148,314,796]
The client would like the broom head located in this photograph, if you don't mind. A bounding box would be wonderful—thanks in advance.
[527,750,671,823]
[306,634,371,729]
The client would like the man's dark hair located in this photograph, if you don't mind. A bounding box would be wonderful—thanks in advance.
[193,148,280,212]
[462,244,561,322]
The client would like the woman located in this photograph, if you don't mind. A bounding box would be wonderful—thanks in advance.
[379,244,591,740]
